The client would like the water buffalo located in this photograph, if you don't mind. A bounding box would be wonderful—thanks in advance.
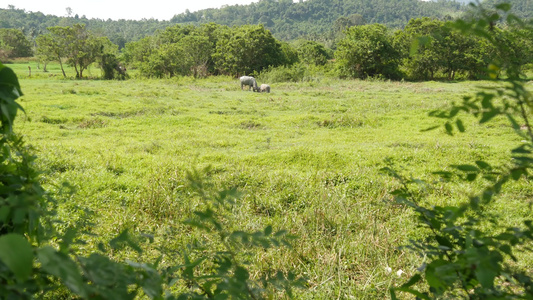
[260,84,270,93]
[240,76,258,91]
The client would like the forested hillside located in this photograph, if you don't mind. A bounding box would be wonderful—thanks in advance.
[171,0,467,40]
[0,0,531,45]
[483,0,533,19]
[0,7,172,48]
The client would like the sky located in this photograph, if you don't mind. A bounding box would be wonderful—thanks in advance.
[3,0,261,21]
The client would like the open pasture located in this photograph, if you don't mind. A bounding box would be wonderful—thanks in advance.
[13,68,533,298]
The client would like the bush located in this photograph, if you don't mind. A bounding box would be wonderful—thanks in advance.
[387,3,533,299]
[258,62,335,83]
[335,24,402,80]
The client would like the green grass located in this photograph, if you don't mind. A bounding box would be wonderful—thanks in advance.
[11,63,533,298]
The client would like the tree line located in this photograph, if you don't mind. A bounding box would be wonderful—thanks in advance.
[336,17,533,80]
[3,16,529,81]
[0,0,531,50]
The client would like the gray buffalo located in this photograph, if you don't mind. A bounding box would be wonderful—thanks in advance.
[240,76,258,91]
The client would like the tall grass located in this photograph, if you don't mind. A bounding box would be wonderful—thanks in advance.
[13,63,532,298]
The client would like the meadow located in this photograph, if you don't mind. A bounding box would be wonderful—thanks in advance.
[9,61,533,298]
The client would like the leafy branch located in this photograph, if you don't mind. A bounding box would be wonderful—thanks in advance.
[388,3,533,299]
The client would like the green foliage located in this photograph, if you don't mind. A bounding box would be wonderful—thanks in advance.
[100,53,127,80]
[173,167,306,298]
[121,35,158,70]
[332,14,366,35]
[280,41,300,66]
[388,3,533,299]
[36,24,117,79]
[296,40,330,66]
[394,18,464,80]
[0,29,33,59]
[213,24,286,76]
[258,62,335,83]
[335,24,401,79]
[180,35,212,78]
[394,16,531,80]
[0,63,23,133]
[125,24,226,78]
[141,43,189,78]
[129,24,288,78]
[171,0,471,41]
[1,0,532,49]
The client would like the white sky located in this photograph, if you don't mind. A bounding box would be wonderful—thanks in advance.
[3,0,261,21]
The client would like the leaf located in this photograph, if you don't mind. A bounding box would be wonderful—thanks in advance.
[393,287,430,300]
[475,263,497,288]
[274,230,288,237]
[0,234,33,281]
[37,246,88,298]
[449,107,461,118]
[235,266,249,281]
[399,273,422,288]
[0,63,23,95]
[0,205,10,223]
[498,243,512,253]
[435,235,453,250]
[0,64,24,131]
[495,233,516,241]
[425,260,447,290]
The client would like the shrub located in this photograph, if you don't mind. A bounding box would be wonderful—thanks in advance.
[387,3,533,299]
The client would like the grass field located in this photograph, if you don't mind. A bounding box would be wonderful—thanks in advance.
[9,61,533,298]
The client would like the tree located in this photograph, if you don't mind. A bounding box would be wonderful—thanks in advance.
[394,18,445,80]
[0,40,14,62]
[99,53,126,80]
[35,31,68,77]
[122,36,157,70]
[0,28,33,59]
[335,24,401,79]
[62,24,111,79]
[179,35,212,78]
[296,40,330,66]
[332,13,366,38]
[280,41,299,66]
[394,17,492,80]
[36,24,117,79]
[140,43,188,78]
[213,24,285,76]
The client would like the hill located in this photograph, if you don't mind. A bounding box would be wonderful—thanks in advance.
[0,7,172,48]
[171,0,468,40]
[0,0,530,45]
[170,0,532,40]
